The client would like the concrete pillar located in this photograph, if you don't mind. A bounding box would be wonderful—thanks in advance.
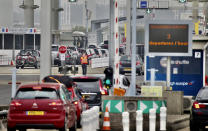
[40,0,52,81]
[24,0,34,28]
[192,0,199,23]
[51,0,59,44]
[51,0,59,31]
[126,0,131,56]
[109,0,115,67]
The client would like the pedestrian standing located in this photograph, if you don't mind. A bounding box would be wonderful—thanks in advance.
[80,52,89,75]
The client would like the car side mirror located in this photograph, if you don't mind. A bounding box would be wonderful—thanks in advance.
[192,96,196,100]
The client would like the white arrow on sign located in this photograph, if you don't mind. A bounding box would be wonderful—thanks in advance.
[106,101,111,112]
[115,101,122,112]
[162,101,166,107]
[153,102,158,110]
[140,101,147,112]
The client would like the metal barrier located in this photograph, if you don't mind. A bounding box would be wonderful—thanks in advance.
[0,55,12,65]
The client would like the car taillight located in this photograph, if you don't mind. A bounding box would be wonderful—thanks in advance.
[57,53,59,58]
[193,101,206,109]
[18,56,21,59]
[120,61,122,65]
[10,101,22,106]
[136,61,140,65]
[49,102,63,106]
[101,90,106,95]
[66,55,70,58]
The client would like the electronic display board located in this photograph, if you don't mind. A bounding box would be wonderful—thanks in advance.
[145,21,193,56]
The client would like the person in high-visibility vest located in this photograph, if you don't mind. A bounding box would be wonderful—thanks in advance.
[80,52,89,75]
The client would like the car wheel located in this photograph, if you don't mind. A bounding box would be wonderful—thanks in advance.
[59,116,68,131]
[70,115,77,131]
[16,66,19,69]
[190,121,199,131]
[34,64,38,69]
[21,66,24,69]
[7,127,16,131]
[77,117,81,128]
[19,128,27,131]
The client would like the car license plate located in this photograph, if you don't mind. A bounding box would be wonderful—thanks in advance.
[124,68,131,71]
[26,111,44,115]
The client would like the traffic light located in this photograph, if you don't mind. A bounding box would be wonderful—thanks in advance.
[104,67,113,87]
[146,8,152,14]
[178,0,186,3]
[68,0,76,2]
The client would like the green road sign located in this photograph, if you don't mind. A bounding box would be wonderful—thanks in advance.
[103,100,124,113]
[103,100,166,114]
[138,100,166,113]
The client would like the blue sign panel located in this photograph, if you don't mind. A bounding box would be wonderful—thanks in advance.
[140,1,147,8]
[146,49,203,96]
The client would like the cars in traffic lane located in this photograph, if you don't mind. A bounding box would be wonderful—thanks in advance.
[7,83,77,131]
[72,76,108,108]
[119,55,144,75]
[42,75,89,128]
[190,87,208,131]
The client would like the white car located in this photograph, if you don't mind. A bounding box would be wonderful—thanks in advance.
[119,75,130,90]
[51,45,60,66]
[100,49,109,57]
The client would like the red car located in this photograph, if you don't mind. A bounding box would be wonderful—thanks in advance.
[42,75,88,127]
[68,85,89,127]
[7,83,77,131]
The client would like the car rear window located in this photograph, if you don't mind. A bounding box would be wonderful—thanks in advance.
[120,56,131,61]
[52,46,59,51]
[196,88,208,100]
[15,87,58,99]
[73,78,99,82]
[76,82,100,92]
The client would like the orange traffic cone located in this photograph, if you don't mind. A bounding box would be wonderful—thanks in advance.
[10,60,13,66]
[102,107,111,131]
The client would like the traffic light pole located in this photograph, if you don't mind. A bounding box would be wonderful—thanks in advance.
[85,0,88,49]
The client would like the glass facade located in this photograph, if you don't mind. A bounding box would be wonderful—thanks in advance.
[25,34,34,49]
[15,35,23,49]
[0,34,2,49]
[4,34,13,49]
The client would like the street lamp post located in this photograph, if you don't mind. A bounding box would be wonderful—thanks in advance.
[85,0,88,49]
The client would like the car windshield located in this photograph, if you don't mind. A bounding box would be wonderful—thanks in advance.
[76,82,100,92]
[52,46,59,51]
[120,56,131,61]
[15,88,58,99]
[196,88,208,100]
[31,50,39,56]
[94,49,99,55]
[89,45,96,48]
[19,50,27,55]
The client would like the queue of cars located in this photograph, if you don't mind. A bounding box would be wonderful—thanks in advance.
[51,44,109,66]
[7,74,111,130]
